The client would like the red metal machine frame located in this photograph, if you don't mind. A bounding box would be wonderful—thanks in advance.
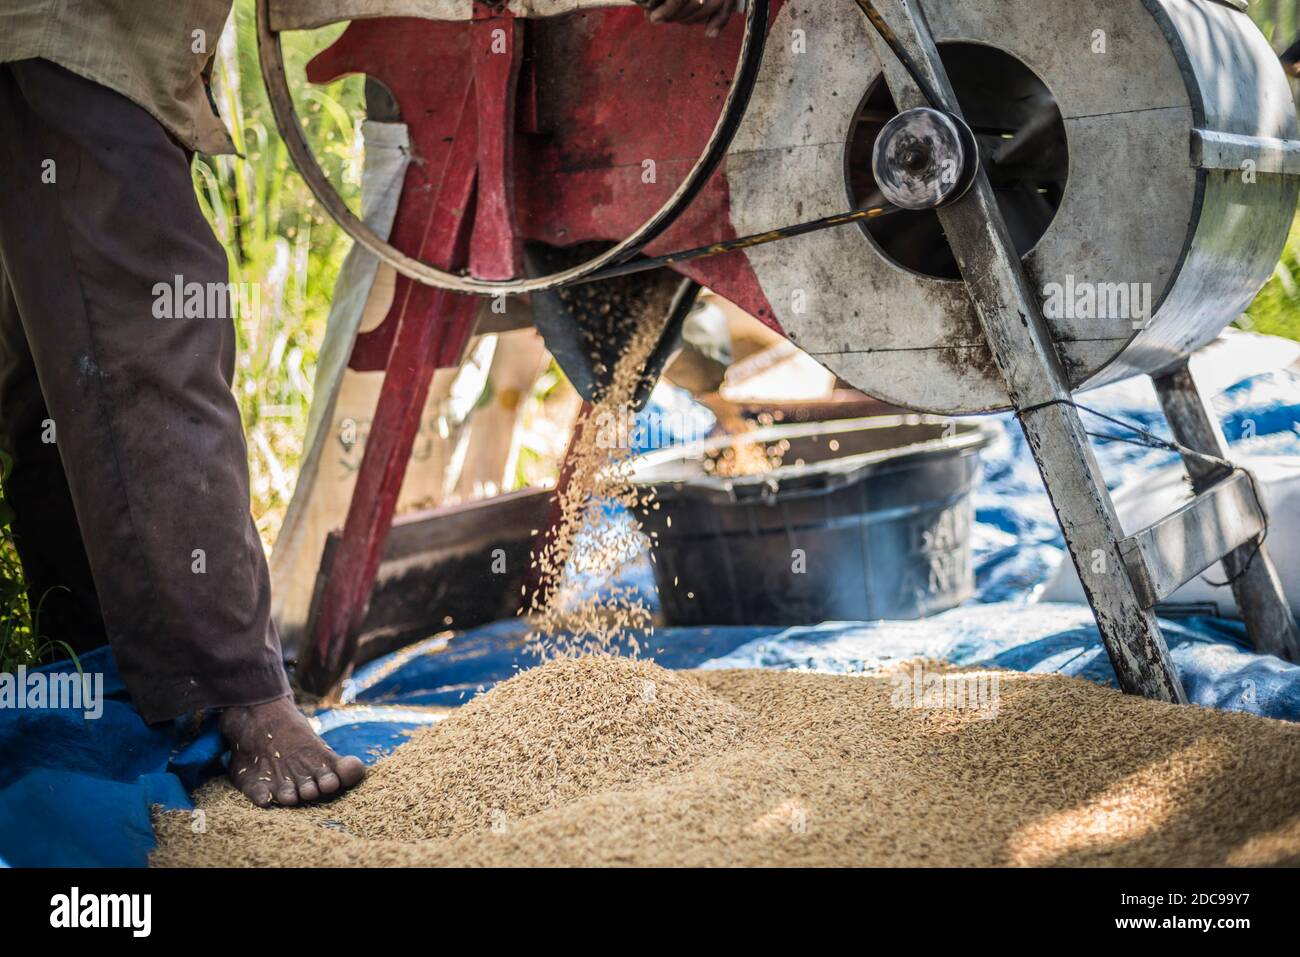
[297,3,789,692]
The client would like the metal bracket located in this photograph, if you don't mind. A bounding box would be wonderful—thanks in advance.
[1192,129,1300,176]
[1120,471,1266,609]
[1152,361,1300,662]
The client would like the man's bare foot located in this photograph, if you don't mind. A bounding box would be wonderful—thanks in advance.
[219,696,366,807]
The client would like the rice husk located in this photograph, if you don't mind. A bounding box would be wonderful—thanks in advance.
[152,656,1300,867]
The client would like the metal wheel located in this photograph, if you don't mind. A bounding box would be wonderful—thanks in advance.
[256,0,769,296]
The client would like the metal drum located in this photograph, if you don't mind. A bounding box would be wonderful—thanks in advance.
[725,0,1300,413]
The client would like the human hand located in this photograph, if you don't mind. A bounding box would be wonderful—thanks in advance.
[641,0,739,38]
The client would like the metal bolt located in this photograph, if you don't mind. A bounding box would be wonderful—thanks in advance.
[899,145,929,172]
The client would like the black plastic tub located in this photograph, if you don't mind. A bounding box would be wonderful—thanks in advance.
[629,416,997,626]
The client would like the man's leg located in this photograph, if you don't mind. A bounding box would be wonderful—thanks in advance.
[0,267,108,657]
[0,61,362,805]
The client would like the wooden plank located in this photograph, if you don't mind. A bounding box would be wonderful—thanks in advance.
[1119,471,1266,609]
[311,487,554,668]
[296,87,483,696]
[469,13,524,280]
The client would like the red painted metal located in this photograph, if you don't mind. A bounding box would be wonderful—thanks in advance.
[305,6,792,362]
[299,4,791,690]
[469,12,525,281]
[297,76,483,691]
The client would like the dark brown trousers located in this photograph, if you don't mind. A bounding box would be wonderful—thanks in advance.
[0,60,289,721]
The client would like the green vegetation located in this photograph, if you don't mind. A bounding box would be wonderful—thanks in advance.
[0,451,34,669]
[195,0,363,541]
[0,451,78,672]
[1245,0,1300,338]
[1243,219,1300,342]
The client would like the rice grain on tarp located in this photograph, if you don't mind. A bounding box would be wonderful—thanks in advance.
[152,657,1300,868]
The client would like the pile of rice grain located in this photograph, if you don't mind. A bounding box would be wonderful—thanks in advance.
[152,656,1300,867]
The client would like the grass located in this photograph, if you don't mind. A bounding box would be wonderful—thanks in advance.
[195,1,364,543]
[0,451,34,670]
[1243,219,1300,341]
[0,451,79,673]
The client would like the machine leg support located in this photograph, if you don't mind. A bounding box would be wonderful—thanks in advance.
[1152,361,1300,662]
[297,292,481,696]
[1019,403,1188,704]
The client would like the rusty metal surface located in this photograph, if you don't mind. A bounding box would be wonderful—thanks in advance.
[729,0,1220,414]
[724,1,1296,414]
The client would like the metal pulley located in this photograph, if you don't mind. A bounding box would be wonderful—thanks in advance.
[256,0,771,296]
[872,106,976,210]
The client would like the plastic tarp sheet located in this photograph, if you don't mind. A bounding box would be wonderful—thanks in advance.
[0,647,221,867]
[2,334,1299,867]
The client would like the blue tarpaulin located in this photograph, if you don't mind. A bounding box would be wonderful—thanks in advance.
[0,646,221,867]
[2,335,1299,867]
